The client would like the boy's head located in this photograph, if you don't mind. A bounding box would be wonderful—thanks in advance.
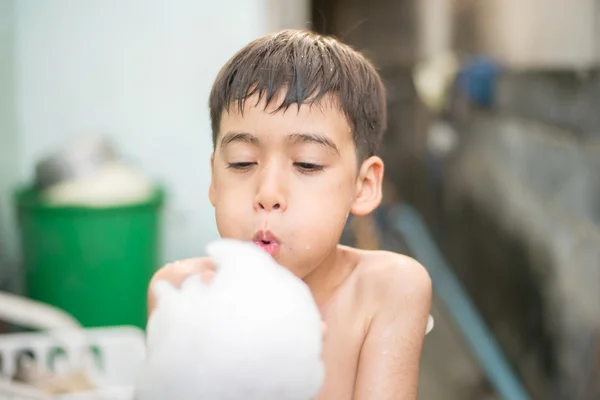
[208,29,387,277]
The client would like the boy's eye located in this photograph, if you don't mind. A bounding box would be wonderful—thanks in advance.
[227,162,256,171]
[294,162,324,173]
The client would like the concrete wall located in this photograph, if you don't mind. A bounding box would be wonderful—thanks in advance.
[462,0,600,70]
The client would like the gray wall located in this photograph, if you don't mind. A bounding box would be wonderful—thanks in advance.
[437,72,600,399]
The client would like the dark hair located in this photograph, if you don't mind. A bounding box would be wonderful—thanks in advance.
[208,29,387,160]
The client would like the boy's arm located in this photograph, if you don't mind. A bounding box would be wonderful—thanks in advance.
[352,259,432,400]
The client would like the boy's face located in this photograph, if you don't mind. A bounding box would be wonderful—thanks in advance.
[209,92,383,278]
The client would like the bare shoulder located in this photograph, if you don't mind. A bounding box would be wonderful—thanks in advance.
[342,252,433,398]
[341,246,432,307]
[147,257,215,315]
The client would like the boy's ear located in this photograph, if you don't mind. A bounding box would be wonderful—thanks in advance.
[209,153,216,207]
[350,156,384,216]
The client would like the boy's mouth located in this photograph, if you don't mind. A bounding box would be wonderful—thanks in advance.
[253,230,281,257]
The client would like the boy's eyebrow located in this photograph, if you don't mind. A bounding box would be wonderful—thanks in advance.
[220,131,340,154]
[288,133,340,154]
[220,131,258,150]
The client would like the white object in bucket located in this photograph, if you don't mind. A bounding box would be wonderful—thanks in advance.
[43,161,154,207]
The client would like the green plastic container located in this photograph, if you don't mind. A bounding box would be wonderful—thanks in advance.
[14,186,165,329]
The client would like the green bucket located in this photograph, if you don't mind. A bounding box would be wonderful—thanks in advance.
[14,186,165,329]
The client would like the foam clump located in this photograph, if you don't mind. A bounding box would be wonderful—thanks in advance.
[135,239,325,400]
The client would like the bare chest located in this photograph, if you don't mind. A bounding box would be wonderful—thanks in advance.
[316,289,368,400]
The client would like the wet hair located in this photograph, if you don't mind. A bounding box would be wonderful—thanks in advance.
[208,29,387,161]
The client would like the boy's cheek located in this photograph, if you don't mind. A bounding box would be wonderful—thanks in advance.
[213,183,252,206]
[215,209,250,236]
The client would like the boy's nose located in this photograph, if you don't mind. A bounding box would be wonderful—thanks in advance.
[254,167,287,212]
[257,200,281,211]
[255,188,286,212]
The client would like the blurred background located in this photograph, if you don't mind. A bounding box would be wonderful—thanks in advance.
[1,1,600,399]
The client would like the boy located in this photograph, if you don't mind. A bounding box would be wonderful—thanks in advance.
[148,29,432,399]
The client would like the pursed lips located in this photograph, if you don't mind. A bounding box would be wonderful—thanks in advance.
[252,230,281,256]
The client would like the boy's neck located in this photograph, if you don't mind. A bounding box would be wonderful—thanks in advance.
[303,245,357,308]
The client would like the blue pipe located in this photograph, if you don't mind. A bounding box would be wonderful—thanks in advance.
[390,204,531,400]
